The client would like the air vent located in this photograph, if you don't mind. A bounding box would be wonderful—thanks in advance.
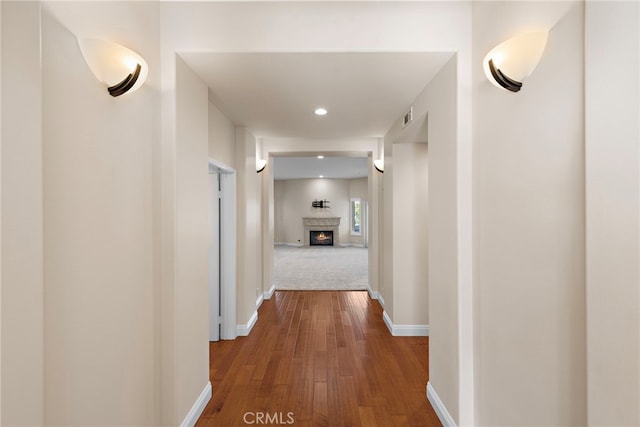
[403,107,413,127]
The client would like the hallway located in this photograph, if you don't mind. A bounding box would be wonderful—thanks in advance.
[3,2,638,425]
[196,291,441,426]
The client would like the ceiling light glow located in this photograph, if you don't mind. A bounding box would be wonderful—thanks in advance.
[314,108,328,116]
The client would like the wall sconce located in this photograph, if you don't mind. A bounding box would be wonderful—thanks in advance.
[373,159,384,173]
[256,159,267,173]
[79,38,148,97]
[483,30,548,92]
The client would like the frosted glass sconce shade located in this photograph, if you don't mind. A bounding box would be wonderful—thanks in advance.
[256,159,267,173]
[373,159,384,173]
[78,38,148,97]
[483,31,548,92]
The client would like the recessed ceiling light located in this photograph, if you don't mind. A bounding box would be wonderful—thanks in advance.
[317,155,324,159]
[314,108,328,116]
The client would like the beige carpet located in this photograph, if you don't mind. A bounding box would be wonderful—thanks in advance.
[273,245,369,291]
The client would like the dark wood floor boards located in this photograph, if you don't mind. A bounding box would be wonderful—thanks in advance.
[196,291,442,427]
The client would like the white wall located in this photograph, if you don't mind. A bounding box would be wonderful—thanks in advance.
[236,127,261,325]
[585,2,640,425]
[0,2,165,425]
[42,4,212,425]
[1,3,44,425]
[41,8,158,424]
[392,144,429,326]
[208,101,235,168]
[274,178,360,245]
[261,158,275,297]
[274,180,285,244]
[175,56,211,424]
[384,55,459,418]
[368,152,383,298]
[473,2,585,425]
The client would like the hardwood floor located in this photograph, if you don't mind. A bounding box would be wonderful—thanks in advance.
[196,291,442,427]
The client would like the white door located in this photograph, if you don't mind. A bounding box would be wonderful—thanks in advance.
[209,171,221,341]
[208,159,237,341]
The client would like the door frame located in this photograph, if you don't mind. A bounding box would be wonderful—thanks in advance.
[208,159,237,340]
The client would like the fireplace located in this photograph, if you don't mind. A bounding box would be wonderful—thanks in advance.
[310,230,334,246]
[302,217,340,246]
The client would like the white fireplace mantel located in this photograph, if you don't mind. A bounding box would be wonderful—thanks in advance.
[303,217,341,246]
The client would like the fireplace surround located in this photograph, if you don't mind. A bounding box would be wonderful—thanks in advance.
[302,217,340,246]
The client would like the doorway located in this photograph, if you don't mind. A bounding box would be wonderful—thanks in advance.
[208,160,237,341]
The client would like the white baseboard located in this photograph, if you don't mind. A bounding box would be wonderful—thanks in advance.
[427,382,456,427]
[382,310,429,336]
[180,381,212,427]
[378,293,386,308]
[366,285,379,300]
[256,293,264,309]
[383,311,393,334]
[264,284,276,300]
[237,310,258,336]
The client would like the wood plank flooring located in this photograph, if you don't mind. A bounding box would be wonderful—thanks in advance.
[196,291,442,427]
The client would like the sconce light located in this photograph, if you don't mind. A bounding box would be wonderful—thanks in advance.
[483,30,548,92]
[256,159,267,173]
[373,159,384,173]
[79,38,148,97]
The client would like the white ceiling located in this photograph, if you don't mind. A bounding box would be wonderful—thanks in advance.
[181,52,452,139]
[182,51,451,178]
[273,156,368,180]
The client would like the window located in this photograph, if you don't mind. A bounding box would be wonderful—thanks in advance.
[351,198,361,236]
